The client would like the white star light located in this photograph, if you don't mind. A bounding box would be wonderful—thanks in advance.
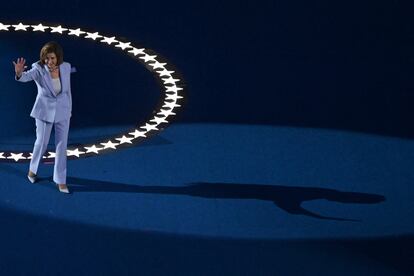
[141,123,159,132]
[162,77,180,85]
[0,152,5,159]
[163,101,181,109]
[115,135,134,144]
[50,25,68,34]
[115,41,132,50]
[101,36,118,45]
[0,23,11,31]
[31,24,49,32]
[12,23,30,31]
[149,61,167,70]
[85,32,103,40]
[68,28,86,36]
[84,145,104,154]
[165,94,183,101]
[156,69,175,77]
[165,86,183,93]
[46,152,56,158]
[67,148,85,157]
[7,153,25,162]
[128,47,145,56]
[100,140,119,149]
[157,109,176,117]
[128,129,147,138]
[139,54,157,63]
[150,116,168,124]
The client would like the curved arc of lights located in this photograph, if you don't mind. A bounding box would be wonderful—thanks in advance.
[0,22,185,162]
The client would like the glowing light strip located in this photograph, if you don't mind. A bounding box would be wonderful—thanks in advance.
[0,22,185,162]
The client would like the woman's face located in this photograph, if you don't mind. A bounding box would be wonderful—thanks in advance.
[45,52,57,69]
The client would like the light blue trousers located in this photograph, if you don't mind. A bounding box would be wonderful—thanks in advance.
[29,118,70,184]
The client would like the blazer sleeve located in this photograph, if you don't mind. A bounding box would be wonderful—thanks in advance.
[15,66,40,82]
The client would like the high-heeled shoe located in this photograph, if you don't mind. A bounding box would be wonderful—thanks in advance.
[57,184,70,194]
[27,171,37,183]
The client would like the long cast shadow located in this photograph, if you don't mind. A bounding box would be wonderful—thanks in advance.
[60,177,385,221]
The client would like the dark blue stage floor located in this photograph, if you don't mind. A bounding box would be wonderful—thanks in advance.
[1,124,413,274]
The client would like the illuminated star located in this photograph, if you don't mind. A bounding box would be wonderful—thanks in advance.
[128,129,147,138]
[115,135,134,144]
[50,25,68,34]
[162,77,180,85]
[165,86,183,93]
[128,47,145,56]
[156,69,175,77]
[141,123,159,132]
[46,152,56,158]
[0,23,11,31]
[101,36,118,45]
[150,116,168,124]
[149,61,167,70]
[7,153,25,162]
[100,140,119,149]
[68,28,86,36]
[0,152,5,159]
[67,148,85,157]
[31,23,49,32]
[163,101,181,109]
[12,23,30,31]
[115,41,132,50]
[27,153,33,160]
[84,145,103,154]
[157,109,176,117]
[85,32,103,40]
[139,54,157,63]
[165,94,183,101]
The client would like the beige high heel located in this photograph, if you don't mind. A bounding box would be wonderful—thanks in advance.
[27,171,37,183]
[57,184,70,194]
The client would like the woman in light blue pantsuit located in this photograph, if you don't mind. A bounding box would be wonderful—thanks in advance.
[13,41,72,193]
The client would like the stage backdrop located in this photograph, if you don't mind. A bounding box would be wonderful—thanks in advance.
[0,0,413,140]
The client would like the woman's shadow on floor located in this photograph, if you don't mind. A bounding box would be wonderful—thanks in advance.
[54,177,385,221]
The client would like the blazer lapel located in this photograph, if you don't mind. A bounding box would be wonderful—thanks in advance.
[42,65,56,96]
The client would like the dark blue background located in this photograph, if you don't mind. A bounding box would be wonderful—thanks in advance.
[1,0,413,138]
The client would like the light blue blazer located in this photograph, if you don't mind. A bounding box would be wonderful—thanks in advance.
[16,61,72,123]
